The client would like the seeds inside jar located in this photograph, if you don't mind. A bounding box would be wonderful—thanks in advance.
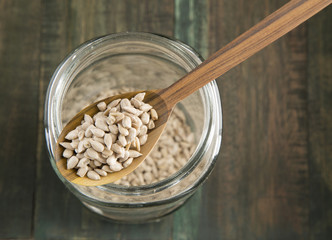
[60,92,158,180]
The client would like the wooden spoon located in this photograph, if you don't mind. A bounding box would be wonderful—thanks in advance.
[55,0,331,186]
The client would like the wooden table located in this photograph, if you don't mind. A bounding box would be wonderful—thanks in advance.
[0,0,331,239]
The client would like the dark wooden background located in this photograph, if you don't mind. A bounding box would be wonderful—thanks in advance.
[0,0,331,239]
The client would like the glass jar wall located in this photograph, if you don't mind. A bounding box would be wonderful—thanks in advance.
[45,32,222,222]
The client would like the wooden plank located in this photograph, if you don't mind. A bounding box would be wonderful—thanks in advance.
[0,0,41,238]
[172,1,209,240]
[307,6,332,240]
[35,0,174,239]
[206,0,309,239]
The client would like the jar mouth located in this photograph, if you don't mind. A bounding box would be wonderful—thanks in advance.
[44,32,222,205]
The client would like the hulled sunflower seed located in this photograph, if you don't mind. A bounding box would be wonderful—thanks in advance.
[60,142,74,150]
[90,139,104,152]
[109,124,119,134]
[111,143,123,154]
[118,134,127,147]
[140,112,150,125]
[102,165,114,173]
[77,158,89,168]
[130,98,142,108]
[97,101,107,111]
[139,134,148,145]
[140,103,152,112]
[67,156,79,169]
[63,149,73,158]
[95,118,109,132]
[65,129,78,140]
[127,128,137,143]
[87,170,101,180]
[95,168,107,177]
[138,125,148,137]
[128,150,142,158]
[70,140,79,149]
[150,108,158,120]
[134,92,145,101]
[109,159,123,172]
[84,114,94,124]
[147,119,155,129]
[77,166,88,177]
[86,148,99,159]
[102,148,113,158]
[107,99,121,108]
[120,98,131,109]
[122,116,132,128]
[90,128,105,138]
[122,106,143,116]
[118,123,129,136]
[122,157,133,168]
[76,141,85,153]
[104,133,112,150]
[93,160,102,167]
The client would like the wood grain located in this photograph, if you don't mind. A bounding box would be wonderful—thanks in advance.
[0,0,41,238]
[35,0,175,239]
[0,0,330,239]
[206,0,311,239]
[307,6,332,239]
[161,0,331,108]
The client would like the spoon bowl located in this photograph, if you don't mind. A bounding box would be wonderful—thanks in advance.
[55,90,172,186]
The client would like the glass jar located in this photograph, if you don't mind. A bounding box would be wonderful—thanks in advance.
[45,32,222,222]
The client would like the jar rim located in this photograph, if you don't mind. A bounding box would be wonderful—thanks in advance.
[44,32,222,207]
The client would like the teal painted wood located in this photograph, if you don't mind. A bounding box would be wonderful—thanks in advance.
[173,1,210,240]
[307,6,332,240]
[0,0,41,238]
[175,0,209,58]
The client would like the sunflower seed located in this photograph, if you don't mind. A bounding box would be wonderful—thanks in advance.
[118,123,129,136]
[97,101,107,111]
[134,92,145,101]
[77,158,89,168]
[122,116,132,128]
[107,99,121,108]
[122,157,133,168]
[109,124,119,135]
[95,117,109,132]
[90,128,105,138]
[139,134,148,145]
[84,114,94,124]
[147,119,155,129]
[128,150,142,158]
[87,170,101,180]
[65,129,78,140]
[77,166,88,177]
[60,142,74,150]
[120,98,131,109]
[104,133,112,150]
[140,103,152,112]
[150,108,158,120]
[95,168,107,177]
[67,156,79,169]
[63,149,73,158]
[140,112,150,125]
[90,139,104,152]
[127,128,137,143]
[86,148,99,159]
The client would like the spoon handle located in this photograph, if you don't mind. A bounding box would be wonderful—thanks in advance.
[159,0,331,107]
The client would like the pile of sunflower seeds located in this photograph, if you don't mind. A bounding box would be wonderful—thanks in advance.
[60,92,158,180]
